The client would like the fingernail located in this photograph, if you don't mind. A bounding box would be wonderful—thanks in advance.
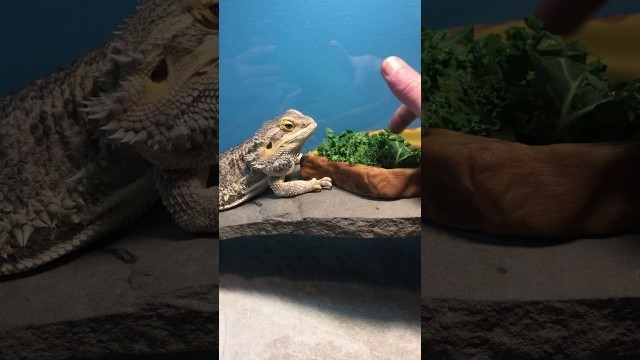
[382,56,404,77]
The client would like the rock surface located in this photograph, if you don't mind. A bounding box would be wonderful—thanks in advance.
[0,205,218,360]
[219,184,421,239]
[421,222,640,359]
[220,234,421,359]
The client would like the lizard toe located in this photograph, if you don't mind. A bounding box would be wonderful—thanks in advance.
[319,177,332,189]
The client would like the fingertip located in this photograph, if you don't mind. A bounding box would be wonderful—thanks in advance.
[388,122,402,134]
[381,56,405,78]
[381,57,421,118]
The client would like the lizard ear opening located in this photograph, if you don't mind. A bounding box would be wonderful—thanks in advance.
[266,142,273,149]
[150,59,169,83]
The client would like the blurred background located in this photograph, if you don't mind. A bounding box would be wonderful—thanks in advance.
[219,0,421,152]
[422,0,640,29]
[0,0,137,97]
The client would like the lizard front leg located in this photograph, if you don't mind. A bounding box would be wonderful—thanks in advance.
[155,167,218,232]
[268,176,332,197]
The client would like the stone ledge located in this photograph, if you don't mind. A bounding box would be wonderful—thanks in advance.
[220,185,420,239]
[421,222,640,359]
[423,298,640,360]
[220,234,421,359]
[0,205,218,360]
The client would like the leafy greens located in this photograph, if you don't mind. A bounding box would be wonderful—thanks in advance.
[316,129,420,169]
[422,16,640,144]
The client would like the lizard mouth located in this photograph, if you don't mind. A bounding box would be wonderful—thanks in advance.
[189,57,218,80]
[283,121,317,151]
[186,34,217,80]
[292,121,317,142]
[304,121,318,133]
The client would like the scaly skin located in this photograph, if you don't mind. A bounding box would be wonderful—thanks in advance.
[219,109,332,211]
[0,0,218,275]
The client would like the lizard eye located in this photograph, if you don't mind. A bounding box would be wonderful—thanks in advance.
[279,120,295,132]
[198,1,218,29]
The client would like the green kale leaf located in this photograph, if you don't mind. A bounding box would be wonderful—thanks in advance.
[422,16,640,144]
[316,128,421,169]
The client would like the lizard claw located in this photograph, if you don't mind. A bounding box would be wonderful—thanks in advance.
[319,177,332,189]
[311,177,333,190]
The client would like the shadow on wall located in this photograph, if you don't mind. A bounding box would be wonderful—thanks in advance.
[219,234,420,322]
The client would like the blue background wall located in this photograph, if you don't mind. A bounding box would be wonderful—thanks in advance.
[219,0,421,152]
[0,0,137,97]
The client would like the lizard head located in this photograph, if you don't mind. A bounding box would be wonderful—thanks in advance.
[245,109,317,175]
[83,0,218,168]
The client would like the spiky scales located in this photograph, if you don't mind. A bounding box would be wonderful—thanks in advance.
[0,0,218,275]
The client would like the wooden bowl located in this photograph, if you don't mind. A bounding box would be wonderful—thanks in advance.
[423,14,640,237]
[300,128,421,199]
[422,129,640,237]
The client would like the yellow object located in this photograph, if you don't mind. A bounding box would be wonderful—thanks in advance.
[399,127,421,149]
[475,13,640,82]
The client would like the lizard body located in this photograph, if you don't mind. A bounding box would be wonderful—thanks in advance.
[219,109,332,210]
[0,0,218,275]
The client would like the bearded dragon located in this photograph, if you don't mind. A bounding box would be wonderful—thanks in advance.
[0,0,218,275]
[219,109,332,210]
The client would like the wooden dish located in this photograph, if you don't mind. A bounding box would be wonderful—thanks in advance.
[422,129,640,237]
[423,14,640,237]
[300,128,421,199]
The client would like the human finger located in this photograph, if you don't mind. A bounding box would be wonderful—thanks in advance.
[381,56,421,119]
[389,104,417,134]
